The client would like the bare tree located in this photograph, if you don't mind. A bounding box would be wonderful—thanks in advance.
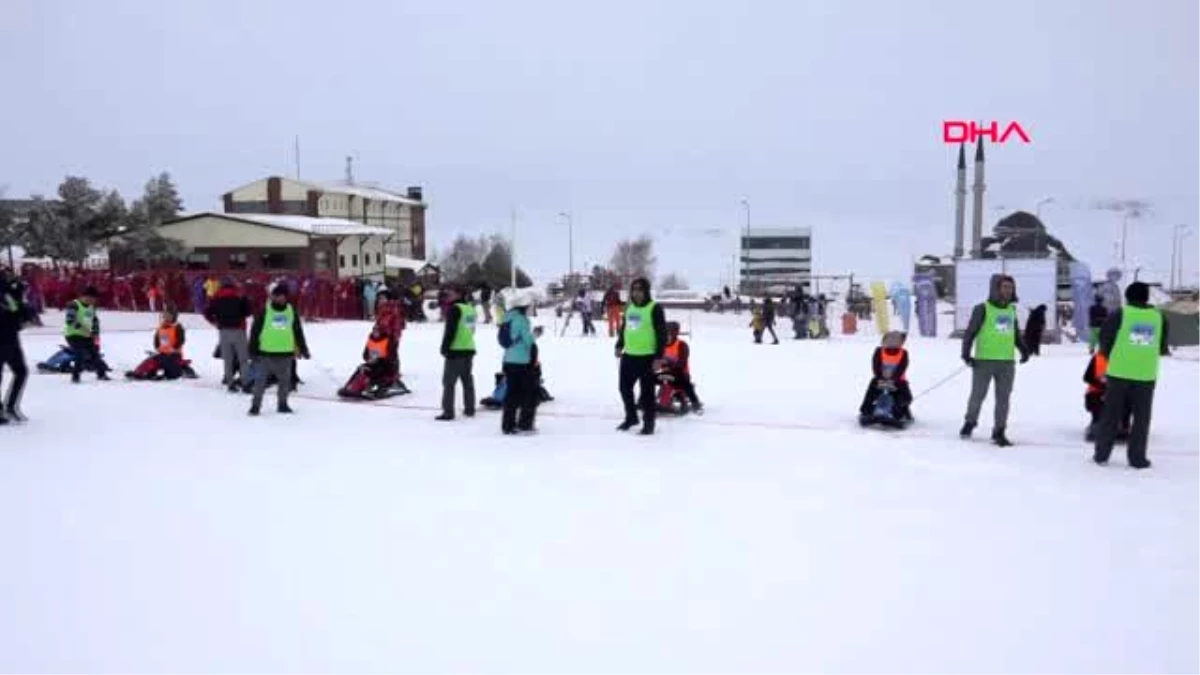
[609,235,656,280]
[658,272,689,290]
[434,233,532,288]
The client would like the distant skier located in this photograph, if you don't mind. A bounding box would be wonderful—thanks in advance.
[615,277,667,435]
[959,274,1030,446]
[761,297,780,344]
[576,289,596,336]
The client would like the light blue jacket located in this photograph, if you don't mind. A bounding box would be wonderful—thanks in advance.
[502,309,535,364]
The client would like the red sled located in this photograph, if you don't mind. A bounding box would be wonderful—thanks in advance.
[125,352,199,381]
[337,364,410,400]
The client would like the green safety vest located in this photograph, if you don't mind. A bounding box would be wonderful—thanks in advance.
[449,303,477,351]
[975,301,1017,361]
[63,300,94,339]
[260,304,296,353]
[623,301,658,356]
[1106,306,1163,382]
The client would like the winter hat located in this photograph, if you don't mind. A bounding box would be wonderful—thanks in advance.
[631,277,651,292]
[271,283,289,297]
[508,289,533,309]
[1125,281,1150,305]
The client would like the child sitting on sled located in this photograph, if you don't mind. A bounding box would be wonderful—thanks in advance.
[125,309,197,380]
[657,321,703,413]
[337,323,409,399]
[858,330,913,425]
[1082,351,1131,442]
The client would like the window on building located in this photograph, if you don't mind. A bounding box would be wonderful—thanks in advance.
[339,254,346,268]
[314,250,331,272]
[185,252,210,270]
[351,254,359,268]
[376,252,382,265]
[279,200,307,215]
[227,201,271,214]
[261,252,297,270]
[228,252,248,270]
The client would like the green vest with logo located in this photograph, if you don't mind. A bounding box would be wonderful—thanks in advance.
[64,299,94,339]
[975,301,1017,361]
[450,303,477,351]
[260,304,296,353]
[623,301,658,356]
[1106,306,1163,382]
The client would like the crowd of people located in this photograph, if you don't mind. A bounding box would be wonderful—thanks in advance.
[0,266,1176,467]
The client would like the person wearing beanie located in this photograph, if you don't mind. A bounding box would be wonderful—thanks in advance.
[64,285,110,383]
[247,283,310,416]
[205,278,254,392]
[959,274,1029,446]
[1093,281,1171,469]
[0,267,37,423]
[615,277,668,434]
[437,284,477,420]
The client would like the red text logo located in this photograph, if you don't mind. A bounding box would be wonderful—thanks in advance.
[943,120,1031,144]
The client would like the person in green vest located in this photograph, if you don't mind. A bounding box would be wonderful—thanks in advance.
[1093,281,1171,469]
[63,286,111,383]
[959,274,1030,446]
[437,284,477,420]
[615,277,667,435]
[247,283,310,416]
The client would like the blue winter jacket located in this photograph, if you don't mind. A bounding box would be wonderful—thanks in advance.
[502,309,535,364]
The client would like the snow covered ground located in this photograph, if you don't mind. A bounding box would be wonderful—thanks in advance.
[2,308,1197,673]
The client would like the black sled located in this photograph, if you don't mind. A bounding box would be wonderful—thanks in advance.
[859,387,913,429]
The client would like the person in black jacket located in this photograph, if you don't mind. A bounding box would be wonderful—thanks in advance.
[437,284,477,420]
[205,278,254,391]
[1023,304,1048,356]
[247,284,310,416]
[762,296,780,344]
[1093,282,1170,468]
[615,277,668,434]
[0,268,37,424]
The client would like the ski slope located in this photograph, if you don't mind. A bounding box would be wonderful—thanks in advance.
[2,309,1197,673]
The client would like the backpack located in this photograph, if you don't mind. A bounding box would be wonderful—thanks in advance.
[498,320,514,348]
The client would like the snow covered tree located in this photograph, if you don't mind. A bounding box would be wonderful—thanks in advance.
[0,191,18,266]
[610,235,656,281]
[658,272,689,290]
[113,172,187,265]
[437,233,532,288]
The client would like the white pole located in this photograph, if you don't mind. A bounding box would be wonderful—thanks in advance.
[510,206,517,288]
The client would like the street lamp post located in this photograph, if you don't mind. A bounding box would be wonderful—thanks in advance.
[1171,224,1191,289]
[1035,197,1054,258]
[559,211,574,284]
[739,199,750,294]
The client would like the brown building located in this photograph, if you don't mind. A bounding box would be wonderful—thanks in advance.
[153,212,392,279]
[221,176,427,260]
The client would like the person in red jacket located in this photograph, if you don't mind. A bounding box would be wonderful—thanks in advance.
[859,331,913,421]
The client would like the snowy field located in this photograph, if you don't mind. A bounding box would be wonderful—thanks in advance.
[2,308,1197,673]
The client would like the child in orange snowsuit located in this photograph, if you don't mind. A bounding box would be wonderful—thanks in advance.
[1083,352,1131,441]
[125,310,192,380]
[859,331,913,421]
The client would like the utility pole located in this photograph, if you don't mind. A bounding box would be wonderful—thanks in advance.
[1035,196,1054,258]
[1172,224,1190,289]
[559,211,574,283]
[294,135,301,179]
[739,198,750,294]
[509,206,517,289]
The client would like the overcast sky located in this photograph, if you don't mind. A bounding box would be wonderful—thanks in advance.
[2,0,1196,289]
